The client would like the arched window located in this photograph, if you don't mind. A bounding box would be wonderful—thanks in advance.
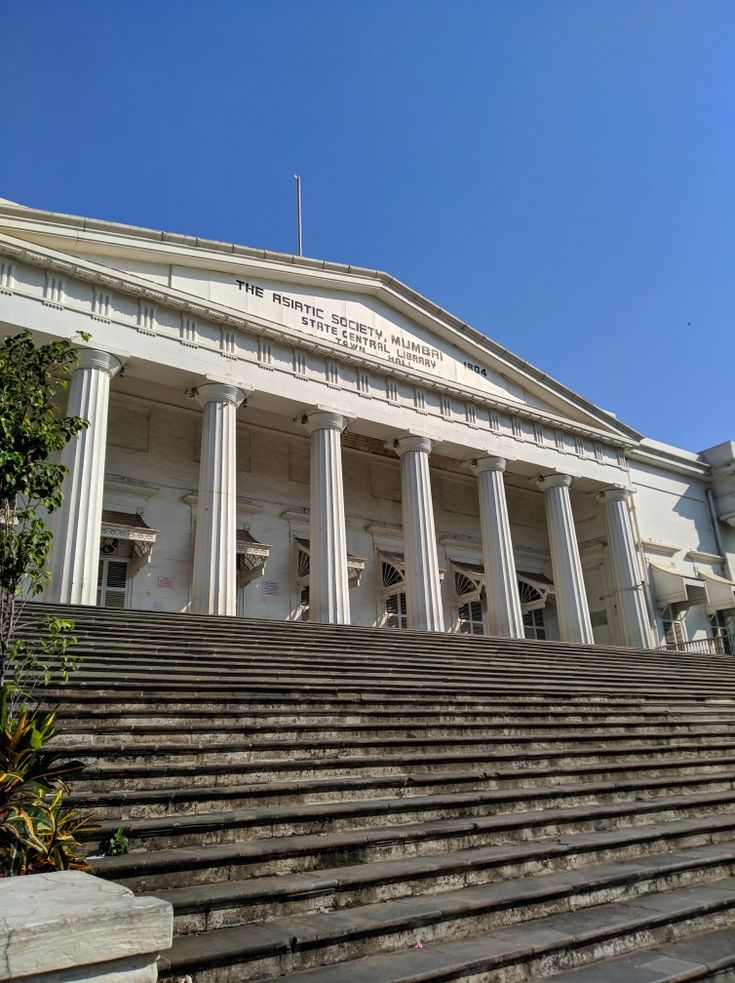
[449,562,554,638]
[295,538,365,621]
[452,563,485,635]
[518,574,552,640]
[379,552,407,628]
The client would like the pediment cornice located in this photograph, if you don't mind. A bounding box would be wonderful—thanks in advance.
[0,226,639,450]
[0,203,642,443]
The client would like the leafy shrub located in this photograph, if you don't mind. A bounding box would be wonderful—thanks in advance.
[0,687,93,876]
[101,825,130,857]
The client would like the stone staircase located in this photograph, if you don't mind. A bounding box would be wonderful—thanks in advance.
[26,602,735,982]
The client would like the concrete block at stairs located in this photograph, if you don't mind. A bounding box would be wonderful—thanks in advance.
[0,870,173,982]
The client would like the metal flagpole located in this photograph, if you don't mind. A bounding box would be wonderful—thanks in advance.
[294,174,303,256]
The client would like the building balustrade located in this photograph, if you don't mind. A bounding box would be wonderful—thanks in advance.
[661,635,734,656]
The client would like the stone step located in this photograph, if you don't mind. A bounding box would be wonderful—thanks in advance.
[545,924,735,982]
[48,686,735,715]
[53,675,735,704]
[157,853,735,982]
[69,769,735,824]
[27,604,735,981]
[89,787,735,856]
[39,644,735,687]
[94,801,735,894]
[56,709,735,734]
[55,736,735,767]
[37,628,735,677]
[69,767,514,817]
[67,747,735,793]
[39,646,735,676]
[55,722,735,746]
[27,602,735,670]
[55,709,735,737]
[250,906,735,983]
[48,669,735,702]
[35,641,735,680]
[25,634,735,696]
[156,815,735,933]
[42,664,735,698]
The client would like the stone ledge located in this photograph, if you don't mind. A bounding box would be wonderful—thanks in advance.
[0,870,172,982]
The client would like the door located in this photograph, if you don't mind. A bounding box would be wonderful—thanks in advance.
[97,557,129,608]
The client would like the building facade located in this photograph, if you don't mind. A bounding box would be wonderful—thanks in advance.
[1,198,733,652]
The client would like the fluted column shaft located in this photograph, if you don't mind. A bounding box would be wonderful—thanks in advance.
[473,457,525,638]
[537,474,594,644]
[599,487,653,648]
[191,383,246,616]
[306,411,351,624]
[49,349,121,605]
[394,436,444,631]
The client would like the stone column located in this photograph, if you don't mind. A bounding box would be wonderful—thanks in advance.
[537,474,594,644]
[598,487,653,648]
[191,383,246,616]
[48,349,122,605]
[305,411,351,624]
[393,435,444,631]
[472,457,525,638]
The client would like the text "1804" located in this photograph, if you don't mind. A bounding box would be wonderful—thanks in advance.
[463,361,488,377]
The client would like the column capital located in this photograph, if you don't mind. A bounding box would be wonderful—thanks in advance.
[195,382,248,409]
[391,434,434,457]
[76,349,122,377]
[537,473,572,491]
[472,456,507,475]
[597,485,630,504]
[304,410,349,434]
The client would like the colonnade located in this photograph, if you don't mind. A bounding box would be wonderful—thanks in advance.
[47,350,653,647]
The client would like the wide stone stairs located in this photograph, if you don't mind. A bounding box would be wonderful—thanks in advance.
[27,603,735,981]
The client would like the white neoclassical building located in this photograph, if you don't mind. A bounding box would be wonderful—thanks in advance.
[1,197,733,653]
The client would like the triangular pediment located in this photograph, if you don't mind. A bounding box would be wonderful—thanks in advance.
[0,200,640,442]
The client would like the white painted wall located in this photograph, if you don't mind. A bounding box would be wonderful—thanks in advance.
[629,457,729,644]
[100,385,630,642]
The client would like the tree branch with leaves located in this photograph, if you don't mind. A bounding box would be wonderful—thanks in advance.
[0,329,89,701]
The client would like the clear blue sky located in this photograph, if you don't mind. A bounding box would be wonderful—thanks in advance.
[2,1,733,451]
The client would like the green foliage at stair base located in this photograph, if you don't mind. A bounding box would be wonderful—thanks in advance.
[100,824,130,857]
[0,686,93,876]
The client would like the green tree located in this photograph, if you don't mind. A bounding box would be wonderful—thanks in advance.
[0,330,93,876]
[0,329,89,699]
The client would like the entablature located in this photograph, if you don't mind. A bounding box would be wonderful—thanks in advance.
[0,200,643,442]
[0,233,637,457]
[0,238,639,491]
